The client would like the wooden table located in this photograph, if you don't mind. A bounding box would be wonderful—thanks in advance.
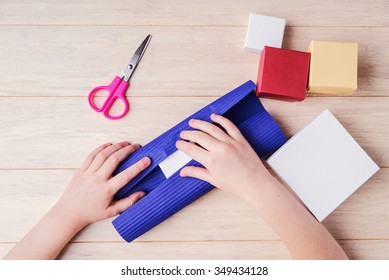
[0,0,388,259]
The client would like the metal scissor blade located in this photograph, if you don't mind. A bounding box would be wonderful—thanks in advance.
[122,34,152,82]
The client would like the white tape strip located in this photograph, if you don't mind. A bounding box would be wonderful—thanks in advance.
[159,150,192,178]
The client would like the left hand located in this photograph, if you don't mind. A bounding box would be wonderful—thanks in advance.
[57,142,151,229]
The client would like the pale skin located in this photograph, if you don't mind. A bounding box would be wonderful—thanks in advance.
[177,114,348,260]
[4,142,151,260]
[4,114,348,260]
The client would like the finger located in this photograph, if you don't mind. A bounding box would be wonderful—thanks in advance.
[110,157,151,191]
[176,140,210,166]
[180,166,214,184]
[180,130,220,151]
[98,144,141,178]
[108,191,146,217]
[79,143,112,171]
[88,141,129,172]
[210,114,243,140]
[188,119,229,142]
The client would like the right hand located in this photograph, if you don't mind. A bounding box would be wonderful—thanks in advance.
[176,114,277,203]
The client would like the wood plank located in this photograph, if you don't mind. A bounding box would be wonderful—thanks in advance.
[0,241,290,260]
[0,0,387,27]
[58,241,290,260]
[338,240,389,260]
[0,168,387,243]
[56,240,389,260]
[2,240,388,260]
[0,26,387,97]
[0,97,387,169]
[48,240,389,260]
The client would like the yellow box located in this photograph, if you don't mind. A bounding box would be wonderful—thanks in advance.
[307,41,358,94]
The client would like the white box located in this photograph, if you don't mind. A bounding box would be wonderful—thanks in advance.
[245,13,286,52]
[267,110,379,221]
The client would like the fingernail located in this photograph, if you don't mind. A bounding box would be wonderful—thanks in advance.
[138,193,146,199]
[180,169,187,177]
[143,157,151,165]
[134,144,141,149]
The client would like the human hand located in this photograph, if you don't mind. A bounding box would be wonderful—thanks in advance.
[57,142,151,230]
[176,114,276,203]
[177,115,348,260]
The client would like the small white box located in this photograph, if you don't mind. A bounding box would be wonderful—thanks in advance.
[245,13,286,52]
[267,110,379,221]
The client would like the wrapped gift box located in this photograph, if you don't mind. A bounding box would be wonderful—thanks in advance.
[267,110,379,221]
[256,46,310,101]
[112,80,287,242]
[307,41,358,94]
[245,13,286,52]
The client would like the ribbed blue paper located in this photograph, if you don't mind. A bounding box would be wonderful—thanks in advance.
[112,80,287,242]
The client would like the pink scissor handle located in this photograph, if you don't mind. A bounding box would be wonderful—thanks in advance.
[101,81,130,120]
[88,76,130,120]
[88,76,121,112]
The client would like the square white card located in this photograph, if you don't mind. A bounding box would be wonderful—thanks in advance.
[267,110,379,221]
[245,13,286,52]
[159,150,192,179]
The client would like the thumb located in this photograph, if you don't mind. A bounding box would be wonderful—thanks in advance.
[108,191,146,217]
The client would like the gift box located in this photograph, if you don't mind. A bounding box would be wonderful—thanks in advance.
[307,41,358,94]
[112,80,287,242]
[267,110,379,221]
[244,13,286,52]
[256,46,310,101]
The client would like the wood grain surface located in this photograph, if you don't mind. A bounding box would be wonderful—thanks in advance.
[0,0,388,259]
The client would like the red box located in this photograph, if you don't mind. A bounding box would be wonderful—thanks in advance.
[256,46,310,101]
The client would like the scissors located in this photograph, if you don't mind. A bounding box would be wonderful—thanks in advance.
[88,34,152,120]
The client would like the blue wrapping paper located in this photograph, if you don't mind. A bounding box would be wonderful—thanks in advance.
[112,80,287,242]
